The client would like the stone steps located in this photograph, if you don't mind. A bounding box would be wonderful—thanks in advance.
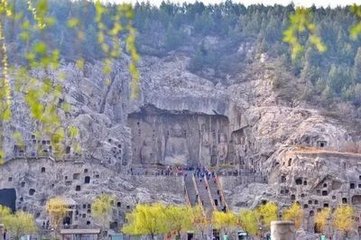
[184,172,198,206]
[207,176,224,211]
[195,175,213,210]
[184,170,228,216]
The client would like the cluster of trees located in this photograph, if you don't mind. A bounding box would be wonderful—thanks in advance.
[314,204,356,239]
[122,202,358,239]
[45,194,115,237]
[0,205,37,240]
[132,2,361,111]
[0,198,357,240]
[6,1,360,109]
[2,0,361,156]
[122,202,288,239]
[0,194,115,239]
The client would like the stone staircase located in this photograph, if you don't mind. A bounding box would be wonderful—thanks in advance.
[206,175,225,211]
[184,172,198,206]
[194,174,214,210]
[184,171,228,217]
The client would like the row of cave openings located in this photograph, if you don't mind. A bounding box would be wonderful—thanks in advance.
[8,167,94,196]
[279,174,361,209]
[13,134,77,158]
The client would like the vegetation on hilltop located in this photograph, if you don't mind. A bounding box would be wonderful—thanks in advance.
[5,1,361,115]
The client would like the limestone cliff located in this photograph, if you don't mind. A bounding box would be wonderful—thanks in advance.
[1,50,360,238]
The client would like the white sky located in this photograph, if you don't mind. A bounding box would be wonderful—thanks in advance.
[104,0,359,8]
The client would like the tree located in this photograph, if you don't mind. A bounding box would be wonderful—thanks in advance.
[314,208,331,234]
[91,193,115,231]
[189,205,209,238]
[45,197,68,234]
[0,0,140,163]
[332,204,356,239]
[164,205,193,239]
[283,7,326,60]
[212,211,238,236]
[282,202,304,229]
[0,205,11,221]
[239,209,259,237]
[352,47,361,84]
[2,211,37,240]
[256,202,278,232]
[122,203,168,239]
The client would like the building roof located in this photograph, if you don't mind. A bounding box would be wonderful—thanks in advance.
[60,229,101,234]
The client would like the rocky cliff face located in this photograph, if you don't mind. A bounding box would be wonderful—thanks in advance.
[1,49,360,238]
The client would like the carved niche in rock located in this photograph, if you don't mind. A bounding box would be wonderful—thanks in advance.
[331,180,342,190]
[199,124,211,166]
[231,129,247,167]
[217,133,228,165]
[140,138,156,165]
[352,195,361,205]
[165,124,189,165]
[128,105,229,166]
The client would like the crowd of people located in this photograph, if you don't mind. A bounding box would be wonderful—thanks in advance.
[194,166,215,180]
[126,164,267,184]
[127,165,189,176]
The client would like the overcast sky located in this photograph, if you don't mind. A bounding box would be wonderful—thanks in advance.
[104,0,358,8]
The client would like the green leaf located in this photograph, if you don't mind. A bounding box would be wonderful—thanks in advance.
[350,23,361,40]
[62,102,71,113]
[12,131,24,146]
[21,20,31,30]
[52,128,65,144]
[68,126,79,138]
[76,58,85,70]
[33,41,47,55]
[0,150,5,165]
[42,79,52,94]
[19,32,30,42]
[67,18,80,28]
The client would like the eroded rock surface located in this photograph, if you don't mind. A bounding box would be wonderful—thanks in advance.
[1,53,360,239]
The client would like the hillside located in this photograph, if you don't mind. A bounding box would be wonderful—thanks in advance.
[0,1,361,239]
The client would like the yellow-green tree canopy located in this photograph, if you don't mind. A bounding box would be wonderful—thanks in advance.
[0,204,11,221]
[239,209,259,237]
[282,202,304,229]
[45,196,68,232]
[3,211,37,240]
[256,202,278,231]
[332,204,356,237]
[164,204,193,235]
[91,193,115,228]
[91,194,115,227]
[122,203,205,239]
[212,210,238,233]
[189,205,208,235]
[314,208,331,234]
[122,203,168,239]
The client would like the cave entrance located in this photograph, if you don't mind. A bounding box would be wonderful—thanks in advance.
[128,105,230,167]
[317,141,327,148]
[0,188,16,212]
[63,211,73,226]
[352,195,361,205]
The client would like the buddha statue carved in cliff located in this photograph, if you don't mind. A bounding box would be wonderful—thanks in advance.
[217,133,228,166]
[164,124,189,165]
[140,138,156,165]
